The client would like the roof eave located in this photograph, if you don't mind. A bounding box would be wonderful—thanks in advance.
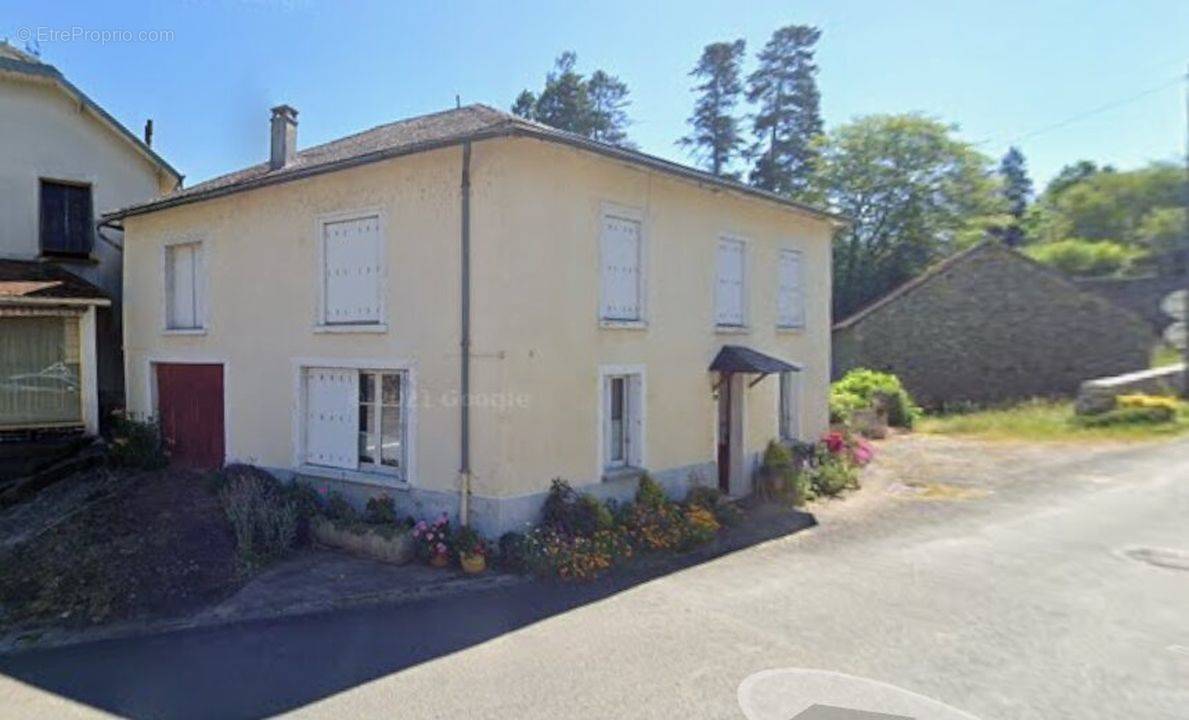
[107,120,847,226]
[0,58,183,184]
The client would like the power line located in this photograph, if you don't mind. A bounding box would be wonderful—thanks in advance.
[975,74,1184,147]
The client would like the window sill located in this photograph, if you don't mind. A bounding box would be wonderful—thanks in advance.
[602,465,646,484]
[295,463,410,490]
[715,324,750,335]
[599,319,648,331]
[314,323,388,335]
[776,325,806,335]
[162,328,207,336]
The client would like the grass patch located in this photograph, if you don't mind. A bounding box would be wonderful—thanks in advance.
[1152,343,1184,369]
[918,399,1189,442]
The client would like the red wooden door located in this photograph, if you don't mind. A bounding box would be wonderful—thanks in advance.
[156,363,224,469]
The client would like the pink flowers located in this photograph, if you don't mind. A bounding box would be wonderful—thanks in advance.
[822,430,875,467]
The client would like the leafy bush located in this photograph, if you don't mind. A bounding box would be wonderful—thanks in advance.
[1073,405,1175,427]
[634,473,668,509]
[823,431,875,467]
[516,526,634,581]
[830,369,920,428]
[498,531,530,572]
[805,454,859,498]
[454,525,490,558]
[757,441,809,506]
[108,413,168,470]
[1024,238,1139,277]
[411,514,452,561]
[219,467,298,570]
[541,479,613,536]
[364,494,399,525]
[324,492,358,524]
[685,485,722,510]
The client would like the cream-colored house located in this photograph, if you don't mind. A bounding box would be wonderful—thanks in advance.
[0,43,180,436]
[110,103,841,533]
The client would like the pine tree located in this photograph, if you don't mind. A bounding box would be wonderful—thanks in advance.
[679,39,747,178]
[532,52,592,136]
[587,70,633,147]
[998,146,1032,246]
[746,24,824,199]
[511,52,633,147]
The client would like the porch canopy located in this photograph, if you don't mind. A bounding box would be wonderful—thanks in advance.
[710,345,800,387]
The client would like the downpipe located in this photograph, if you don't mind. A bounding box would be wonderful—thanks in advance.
[459,141,473,525]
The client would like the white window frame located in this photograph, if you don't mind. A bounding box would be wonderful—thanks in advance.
[598,202,648,328]
[778,371,801,441]
[291,357,416,488]
[777,248,806,330]
[314,208,388,334]
[596,364,646,477]
[160,237,208,335]
[715,234,750,331]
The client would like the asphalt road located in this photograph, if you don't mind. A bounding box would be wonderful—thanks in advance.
[1,435,1187,719]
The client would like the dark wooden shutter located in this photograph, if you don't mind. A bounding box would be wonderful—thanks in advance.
[39,181,93,256]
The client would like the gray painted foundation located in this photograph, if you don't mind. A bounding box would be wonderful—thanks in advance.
[265,460,722,537]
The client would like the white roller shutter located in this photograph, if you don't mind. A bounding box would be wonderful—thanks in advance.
[323,215,383,324]
[304,368,358,469]
[777,249,804,328]
[715,238,745,326]
[600,215,642,320]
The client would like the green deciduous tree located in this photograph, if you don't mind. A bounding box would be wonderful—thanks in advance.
[511,52,634,147]
[746,24,823,200]
[679,39,747,178]
[1024,238,1139,277]
[816,114,1003,319]
[1027,161,1185,275]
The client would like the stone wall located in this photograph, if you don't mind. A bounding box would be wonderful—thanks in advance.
[1073,274,1185,336]
[833,243,1156,408]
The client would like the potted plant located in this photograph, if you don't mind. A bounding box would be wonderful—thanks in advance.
[455,526,489,574]
[412,513,453,568]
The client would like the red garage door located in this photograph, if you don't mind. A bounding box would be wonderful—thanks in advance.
[156,363,224,469]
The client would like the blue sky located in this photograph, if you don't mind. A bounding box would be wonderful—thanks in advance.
[4,0,1185,189]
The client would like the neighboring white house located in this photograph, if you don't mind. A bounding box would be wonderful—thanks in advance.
[111,102,842,534]
[0,42,181,436]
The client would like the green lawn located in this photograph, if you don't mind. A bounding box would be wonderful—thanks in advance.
[918,399,1189,442]
[1152,343,1184,368]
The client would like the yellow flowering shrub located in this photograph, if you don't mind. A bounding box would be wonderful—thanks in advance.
[1117,394,1180,412]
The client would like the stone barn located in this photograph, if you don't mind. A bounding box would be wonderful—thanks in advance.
[832,241,1155,408]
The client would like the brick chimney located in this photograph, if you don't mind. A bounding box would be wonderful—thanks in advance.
[269,104,298,170]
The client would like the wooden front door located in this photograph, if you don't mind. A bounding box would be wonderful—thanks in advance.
[156,363,224,469]
[717,373,731,493]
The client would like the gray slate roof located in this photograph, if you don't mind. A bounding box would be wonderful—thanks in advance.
[106,104,844,223]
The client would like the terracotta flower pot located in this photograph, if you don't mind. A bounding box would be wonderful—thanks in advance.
[429,552,450,568]
[460,552,487,574]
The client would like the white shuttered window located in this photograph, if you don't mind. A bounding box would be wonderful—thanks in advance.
[600,213,643,321]
[715,237,746,326]
[777,249,805,329]
[322,215,383,325]
[602,372,644,470]
[304,368,358,469]
[304,367,409,480]
[165,242,203,330]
